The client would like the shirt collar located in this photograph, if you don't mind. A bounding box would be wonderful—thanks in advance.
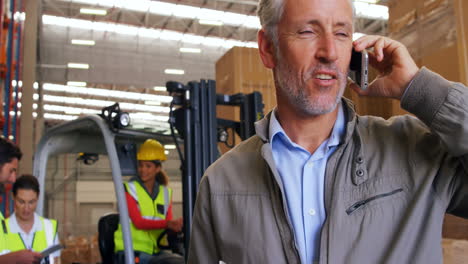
[269,103,346,150]
[9,212,43,234]
[130,176,160,198]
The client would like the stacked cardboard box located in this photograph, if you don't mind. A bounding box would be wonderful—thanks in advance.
[215,47,276,153]
[388,0,468,240]
[442,239,468,263]
[60,235,101,264]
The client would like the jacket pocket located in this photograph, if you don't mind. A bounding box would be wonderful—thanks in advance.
[346,188,403,215]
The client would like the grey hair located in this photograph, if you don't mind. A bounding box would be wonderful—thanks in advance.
[257,0,285,47]
[257,0,356,47]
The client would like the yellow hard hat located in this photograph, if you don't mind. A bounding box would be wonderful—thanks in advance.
[137,139,167,161]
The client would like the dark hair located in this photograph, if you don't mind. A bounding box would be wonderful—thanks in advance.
[0,137,22,167]
[13,174,40,196]
[152,161,169,186]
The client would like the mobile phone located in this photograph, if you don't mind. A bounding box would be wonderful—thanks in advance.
[40,244,63,258]
[349,49,369,90]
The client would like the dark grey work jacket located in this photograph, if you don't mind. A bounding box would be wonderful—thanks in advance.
[188,68,468,264]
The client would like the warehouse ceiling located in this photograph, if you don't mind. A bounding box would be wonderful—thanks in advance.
[37,0,388,131]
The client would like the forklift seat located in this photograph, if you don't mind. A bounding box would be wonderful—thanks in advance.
[98,213,120,264]
[98,213,184,264]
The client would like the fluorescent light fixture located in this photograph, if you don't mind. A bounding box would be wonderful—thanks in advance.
[33,82,39,89]
[199,19,223,26]
[66,81,87,87]
[164,144,176,150]
[44,113,77,121]
[67,63,90,69]
[43,105,169,123]
[353,2,388,20]
[14,12,25,22]
[71,39,95,46]
[61,0,260,28]
[355,0,379,3]
[43,83,173,103]
[33,103,38,110]
[80,8,107,16]
[145,101,161,106]
[42,94,170,114]
[11,80,17,87]
[153,86,166,92]
[353,32,366,41]
[164,150,169,155]
[179,47,201,53]
[131,112,169,122]
[42,15,258,49]
[44,104,99,115]
[164,69,185,75]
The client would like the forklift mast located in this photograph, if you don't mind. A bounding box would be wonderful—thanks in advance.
[168,79,264,258]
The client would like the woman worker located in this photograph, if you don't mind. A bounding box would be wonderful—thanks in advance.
[114,139,183,264]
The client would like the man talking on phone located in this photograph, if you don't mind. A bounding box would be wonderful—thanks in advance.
[188,0,468,263]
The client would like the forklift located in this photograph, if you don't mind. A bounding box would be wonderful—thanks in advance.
[33,80,264,264]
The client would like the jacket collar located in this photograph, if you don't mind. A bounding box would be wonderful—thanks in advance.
[255,98,357,143]
[255,97,368,186]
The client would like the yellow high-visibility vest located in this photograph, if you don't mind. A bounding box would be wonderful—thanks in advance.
[5,216,58,253]
[0,212,6,254]
[114,181,172,255]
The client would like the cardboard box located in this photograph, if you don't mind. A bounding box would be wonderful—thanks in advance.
[388,0,468,240]
[215,47,275,152]
[442,239,468,264]
[60,235,101,264]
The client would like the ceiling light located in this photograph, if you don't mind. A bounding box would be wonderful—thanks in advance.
[80,8,107,16]
[33,82,39,89]
[43,94,170,114]
[42,15,258,49]
[353,32,366,40]
[179,47,201,53]
[198,19,224,26]
[66,81,87,87]
[71,39,95,46]
[44,113,77,121]
[354,0,379,3]
[67,63,90,69]
[43,83,173,103]
[164,144,176,150]
[145,101,161,106]
[164,69,185,75]
[164,150,169,155]
[353,2,388,20]
[153,86,166,92]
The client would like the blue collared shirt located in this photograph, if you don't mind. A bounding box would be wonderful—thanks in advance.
[269,103,346,264]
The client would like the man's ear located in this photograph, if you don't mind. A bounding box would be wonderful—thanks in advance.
[258,29,276,69]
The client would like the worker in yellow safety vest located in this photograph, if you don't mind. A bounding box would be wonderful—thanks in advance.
[114,139,184,264]
[0,138,43,263]
[5,175,60,264]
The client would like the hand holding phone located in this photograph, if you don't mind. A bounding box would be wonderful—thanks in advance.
[349,49,369,90]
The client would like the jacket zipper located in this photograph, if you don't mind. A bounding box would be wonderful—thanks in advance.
[346,188,403,215]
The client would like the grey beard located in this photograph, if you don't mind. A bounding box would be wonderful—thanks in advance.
[274,59,346,116]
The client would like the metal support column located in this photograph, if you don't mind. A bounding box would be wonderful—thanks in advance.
[3,0,15,137]
[20,0,38,173]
